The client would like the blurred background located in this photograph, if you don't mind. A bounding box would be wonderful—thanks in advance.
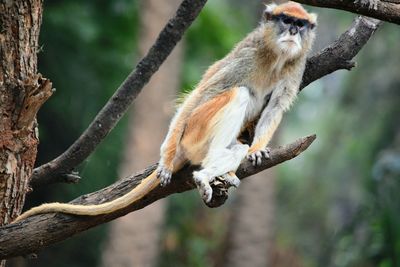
[10,0,400,266]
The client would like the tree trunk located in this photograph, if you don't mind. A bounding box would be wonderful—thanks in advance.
[101,0,183,266]
[0,1,51,266]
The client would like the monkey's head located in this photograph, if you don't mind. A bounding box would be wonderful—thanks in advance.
[263,2,317,58]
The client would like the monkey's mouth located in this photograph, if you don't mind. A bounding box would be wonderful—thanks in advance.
[280,38,297,44]
[279,38,300,47]
[278,33,300,47]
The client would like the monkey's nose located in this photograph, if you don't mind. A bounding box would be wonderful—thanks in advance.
[289,25,298,35]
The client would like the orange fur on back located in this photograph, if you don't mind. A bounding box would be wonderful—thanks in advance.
[273,2,315,22]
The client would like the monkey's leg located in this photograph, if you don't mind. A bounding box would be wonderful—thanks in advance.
[158,92,201,186]
[193,144,249,202]
[192,86,250,202]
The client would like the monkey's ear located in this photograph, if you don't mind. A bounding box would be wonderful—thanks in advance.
[263,3,277,21]
[308,13,318,25]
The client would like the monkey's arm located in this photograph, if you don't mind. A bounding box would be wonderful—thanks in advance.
[247,83,298,164]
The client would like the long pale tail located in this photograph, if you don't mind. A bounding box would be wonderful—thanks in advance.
[14,171,159,223]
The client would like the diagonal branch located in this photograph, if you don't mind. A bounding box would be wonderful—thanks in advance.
[0,135,315,260]
[29,0,208,187]
[293,0,400,25]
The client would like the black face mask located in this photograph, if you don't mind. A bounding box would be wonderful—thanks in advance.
[272,14,313,36]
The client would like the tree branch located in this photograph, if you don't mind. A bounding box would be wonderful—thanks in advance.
[300,16,381,89]
[293,0,400,25]
[0,135,315,260]
[29,0,208,187]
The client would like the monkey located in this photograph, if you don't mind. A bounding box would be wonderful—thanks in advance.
[14,2,317,223]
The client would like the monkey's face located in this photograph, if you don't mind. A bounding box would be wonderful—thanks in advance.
[264,9,316,58]
[270,13,316,57]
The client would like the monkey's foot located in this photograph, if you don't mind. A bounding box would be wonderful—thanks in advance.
[355,0,378,9]
[206,176,230,208]
[221,172,240,188]
[193,171,213,203]
[156,165,172,187]
[246,147,270,166]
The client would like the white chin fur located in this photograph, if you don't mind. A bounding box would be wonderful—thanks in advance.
[277,34,301,57]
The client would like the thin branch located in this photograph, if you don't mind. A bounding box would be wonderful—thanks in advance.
[294,0,400,25]
[29,0,208,187]
[0,135,315,260]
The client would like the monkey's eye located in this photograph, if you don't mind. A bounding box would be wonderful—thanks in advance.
[295,20,305,28]
[282,17,293,25]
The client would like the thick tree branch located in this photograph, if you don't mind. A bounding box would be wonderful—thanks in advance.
[0,135,315,260]
[300,16,381,89]
[29,0,208,187]
[294,0,400,25]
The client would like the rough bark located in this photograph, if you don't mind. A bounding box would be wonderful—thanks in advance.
[0,135,315,260]
[101,0,183,266]
[29,0,208,186]
[0,1,51,266]
[294,0,400,25]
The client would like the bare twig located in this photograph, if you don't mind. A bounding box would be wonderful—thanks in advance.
[294,0,400,25]
[0,135,315,260]
[29,0,208,187]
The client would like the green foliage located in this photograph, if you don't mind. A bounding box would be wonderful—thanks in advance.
[182,0,253,89]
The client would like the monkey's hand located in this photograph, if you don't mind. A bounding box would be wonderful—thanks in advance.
[156,164,173,187]
[246,147,271,166]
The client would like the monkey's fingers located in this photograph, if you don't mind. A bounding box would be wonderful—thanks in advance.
[156,166,172,187]
[221,172,240,188]
[246,147,270,166]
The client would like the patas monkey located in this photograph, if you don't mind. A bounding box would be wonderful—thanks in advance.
[14,2,317,222]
